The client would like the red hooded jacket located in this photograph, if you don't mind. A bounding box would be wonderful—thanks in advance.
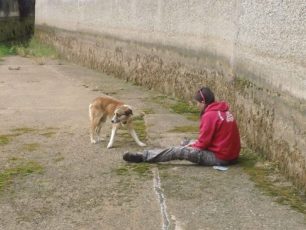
[191,101,241,161]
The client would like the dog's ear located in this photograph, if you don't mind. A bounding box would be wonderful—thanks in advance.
[125,108,133,116]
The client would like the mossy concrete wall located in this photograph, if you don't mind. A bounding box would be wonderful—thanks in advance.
[35,0,306,190]
[0,16,34,42]
[0,0,35,42]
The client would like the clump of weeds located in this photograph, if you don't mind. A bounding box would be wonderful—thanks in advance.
[168,125,198,133]
[11,127,37,134]
[150,95,199,121]
[0,38,59,65]
[13,38,58,59]
[0,135,11,145]
[115,164,153,179]
[0,159,43,192]
[0,43,16,59]
[0,133,23,146]
[239,147,306,215]
[22,143,40,152]
[118,114,147,144]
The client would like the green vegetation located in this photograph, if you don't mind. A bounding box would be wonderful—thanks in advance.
[14,38,58,58]
[115,163,152,178]
[119,115,147,143]
[0,135,10,145]
[150,95,169,107]
[150,95,199,121]
[53,156,65,163]
[0,44,16,58]
[1,127,58,146]
[22,143,40,152]
[239,148,306,215]
[0,38,58,59]
[132,119,147,141]
[0,160,43,192]
[142,108,155,114]
[0,132,22,146]
[170,101,199,121]
[11,127,37,134]
[168,125,198,133]
[40,131,56,138]
[170,101,198,114]
[1,127,38,146]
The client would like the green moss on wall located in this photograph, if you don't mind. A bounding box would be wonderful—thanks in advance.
[0,16,34,42]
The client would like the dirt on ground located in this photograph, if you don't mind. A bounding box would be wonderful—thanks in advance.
[0,56,305,230]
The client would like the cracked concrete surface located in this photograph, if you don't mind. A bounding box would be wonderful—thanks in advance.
[0,56,305,230]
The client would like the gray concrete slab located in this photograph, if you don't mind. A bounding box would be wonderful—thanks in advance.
[0,56,305,230]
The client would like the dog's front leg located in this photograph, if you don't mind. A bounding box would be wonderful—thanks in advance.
[128,127,146,147]
[107,125,118,149]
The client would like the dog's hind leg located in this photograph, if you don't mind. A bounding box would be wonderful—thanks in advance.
[90,118,99,144]
[89,104,96,144]
[96,115,107,142]
[127,124,146,147]
[89,104,104,144]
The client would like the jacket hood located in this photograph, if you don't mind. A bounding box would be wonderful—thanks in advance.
[205,101,229,112]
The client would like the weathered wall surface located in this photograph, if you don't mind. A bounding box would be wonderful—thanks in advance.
[35,0,306,190]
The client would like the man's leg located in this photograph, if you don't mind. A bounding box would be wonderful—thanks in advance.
[143,146,199,163]
[124,146,229,166]
[144,147,229,166]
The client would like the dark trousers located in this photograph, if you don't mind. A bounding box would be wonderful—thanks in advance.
[143,146,232,166]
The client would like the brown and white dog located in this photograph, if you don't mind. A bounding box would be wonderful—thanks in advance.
[89,96,146,149]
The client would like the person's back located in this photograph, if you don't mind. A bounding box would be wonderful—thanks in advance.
[191,101,240,161]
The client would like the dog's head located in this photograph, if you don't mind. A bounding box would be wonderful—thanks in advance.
[111,105,133,124]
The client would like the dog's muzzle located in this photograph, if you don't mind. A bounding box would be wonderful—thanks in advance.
[111,119,120,124]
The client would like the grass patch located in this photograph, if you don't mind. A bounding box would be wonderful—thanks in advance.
[0,135,11,145]
[53,156,65,163]
[150,95,199,121]
[11,127,58,138]
[0,38,58,60]
[0,43,16,58]
[9,157,20,162]
[150,95,169,108]
[142,108,155,114]
[170,101,198,114]
[117,115,147,145]
[239,148,306,215]
[0,160,43,192]
[132,119,147,141]
[185,113,200,121]
[115,164,152,178]
[40,131,56,138]
[11,127,37,134]
[170,101,199,121]
[168,125,198,133]
[1,127,57,146]
[0,132,23,146]
[22,143,40,152]
[13,38,58,58]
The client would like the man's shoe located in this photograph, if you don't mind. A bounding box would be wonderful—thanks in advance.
[123,152,144,163]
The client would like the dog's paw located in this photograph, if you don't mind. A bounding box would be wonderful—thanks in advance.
[91,139,97,144]
[107,144,113,149]
[138,142,146,147]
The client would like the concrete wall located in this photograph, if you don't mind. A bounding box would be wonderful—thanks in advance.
[35,0,306,190]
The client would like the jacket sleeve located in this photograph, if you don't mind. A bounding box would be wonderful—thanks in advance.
[191,113,216,150]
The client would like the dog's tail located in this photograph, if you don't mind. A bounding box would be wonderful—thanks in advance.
[89,104,93,121]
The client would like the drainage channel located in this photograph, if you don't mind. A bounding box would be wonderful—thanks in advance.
[152,167,170,230]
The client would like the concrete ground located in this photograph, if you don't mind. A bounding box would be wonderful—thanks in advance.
[0,56,305,230]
